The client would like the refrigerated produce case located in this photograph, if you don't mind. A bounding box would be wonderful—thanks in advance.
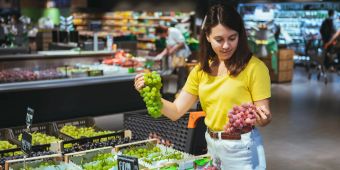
[0,50,167,129]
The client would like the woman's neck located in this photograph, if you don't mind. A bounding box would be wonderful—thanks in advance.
[211,60,228,76]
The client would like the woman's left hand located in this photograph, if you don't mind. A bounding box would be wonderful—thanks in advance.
[254,99,272,127]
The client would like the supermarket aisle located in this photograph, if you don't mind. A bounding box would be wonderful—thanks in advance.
[262,67,340,170]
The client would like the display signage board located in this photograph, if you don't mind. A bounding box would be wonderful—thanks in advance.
[117,155,139,170]
[21,131,32,155]
[26,107,34,127]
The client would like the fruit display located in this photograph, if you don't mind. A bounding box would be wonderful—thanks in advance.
[143,150,183,164]
[118,142,189,168]
[224,103,257,134]
[139,71,163,118]
[0,69,65,83]
[0,70,38,83]
[102,50,140,67]
[121,143,162,158]
[60,125,114,139]
[82,153,117,170]
[18,132,61,145]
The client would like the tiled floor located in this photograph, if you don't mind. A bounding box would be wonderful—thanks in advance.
[262,67,340,170]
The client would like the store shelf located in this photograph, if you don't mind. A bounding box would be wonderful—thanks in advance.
[0,74,135,93]
[0,50,114,61]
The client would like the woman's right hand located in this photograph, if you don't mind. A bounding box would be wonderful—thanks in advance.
[134,73,145,92]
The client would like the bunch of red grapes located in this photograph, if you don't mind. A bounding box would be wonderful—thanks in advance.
[224,103,257,134]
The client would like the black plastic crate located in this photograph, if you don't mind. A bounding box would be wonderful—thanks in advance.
[124,110,207,155]
[124,109,207,155]
[10,122,67,152]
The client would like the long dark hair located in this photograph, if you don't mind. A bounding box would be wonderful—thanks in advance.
[199,4,252,77]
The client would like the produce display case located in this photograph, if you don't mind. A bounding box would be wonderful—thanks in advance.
[0,50,148,91]
[0,50,171,129]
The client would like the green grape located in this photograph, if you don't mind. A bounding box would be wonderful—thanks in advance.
[140,71,163,118]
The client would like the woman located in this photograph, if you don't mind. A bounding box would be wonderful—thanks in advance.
[135,4,271,169]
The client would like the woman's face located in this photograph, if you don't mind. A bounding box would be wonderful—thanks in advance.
[206,24,239,61]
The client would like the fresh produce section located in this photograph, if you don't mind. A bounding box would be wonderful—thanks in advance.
[140,71,163,118]
[1,123,210,170]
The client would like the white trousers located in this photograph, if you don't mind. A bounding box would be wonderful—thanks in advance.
[205,128,266,170]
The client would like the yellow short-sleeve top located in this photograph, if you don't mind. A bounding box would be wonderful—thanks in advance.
[183,56,271,131]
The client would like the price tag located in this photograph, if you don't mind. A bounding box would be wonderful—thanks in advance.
[26,107,34,127]
[117,155,139,170]
[21,131,32,155]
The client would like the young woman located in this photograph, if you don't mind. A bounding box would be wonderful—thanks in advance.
[135,4,271,169]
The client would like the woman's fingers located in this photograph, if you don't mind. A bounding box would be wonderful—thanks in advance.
[134,73,144,82]
[134,73,145,91]
[136,80,145,90]
[256,106,268,120]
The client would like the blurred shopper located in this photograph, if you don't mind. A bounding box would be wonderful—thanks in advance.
[135,4,271,169]
[320,9,336,70]
[155,25,191,92]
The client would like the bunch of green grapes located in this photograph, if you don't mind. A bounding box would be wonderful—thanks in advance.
[0,140,19,157]
[79,152,116,170]
[60,125,114,139]
[18,132,60,145]
[140,71,163,118]
[122,144,161,158]
[0,140,17,150]
[143,151,183,164]
[92,153,114,161]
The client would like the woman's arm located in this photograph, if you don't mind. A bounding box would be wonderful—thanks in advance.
[161,90,198,121]
[254,99,272,127]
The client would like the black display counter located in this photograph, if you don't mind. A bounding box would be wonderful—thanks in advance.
[0,51,166,128]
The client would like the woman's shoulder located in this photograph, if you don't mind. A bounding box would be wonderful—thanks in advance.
[245,56,269,72]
